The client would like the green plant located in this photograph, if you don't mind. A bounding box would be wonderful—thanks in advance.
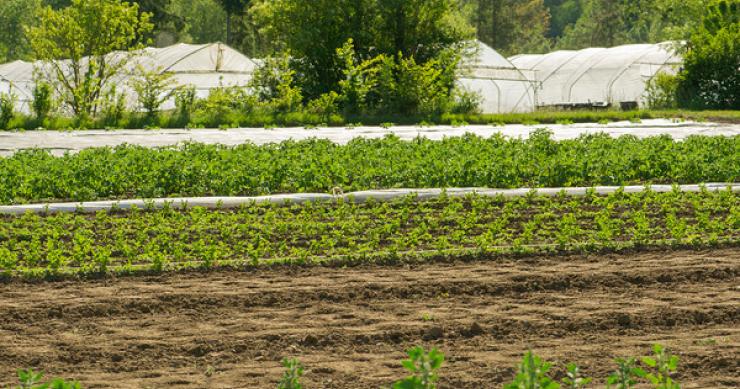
[504,351,560,389]
[0,92,15,129]
[607,358,645,389]
[641,344,680,389]
[174,86,197,126]
[32,81,54,124]
[645,72,679,109]
[392,346,444,389]
[561,363,592,389]
[14,369,81,389]
[277,358,304,389]
[130,65,176,122]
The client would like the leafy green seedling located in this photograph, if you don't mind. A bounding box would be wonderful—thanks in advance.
[561,363,592,388]
[641,344,680,389]
[607,358,645,389]
[392,346,444,389]
[277,358,304,389]
[504,351,560,389]
[15,369,81,389]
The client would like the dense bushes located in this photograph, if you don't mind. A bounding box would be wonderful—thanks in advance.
[0,131,736,204]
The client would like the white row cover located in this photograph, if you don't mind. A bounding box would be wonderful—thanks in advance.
[0,43,257,113]
[459,41,537,113]
[510,42,683,108]
[0,184,735,215]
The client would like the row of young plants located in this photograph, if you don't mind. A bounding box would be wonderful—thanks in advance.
[1,131,737,204]
[10,344,682,389]
[0,188,736,278]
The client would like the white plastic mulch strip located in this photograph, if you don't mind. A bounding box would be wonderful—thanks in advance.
[0,119,738,156]
[0,183,736,215]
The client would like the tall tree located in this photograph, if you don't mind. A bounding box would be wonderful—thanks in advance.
[253,0,472,97]
[27,0,153,118]
[465,0,551,55]
[0,0,42,62]
[215,0,250,45]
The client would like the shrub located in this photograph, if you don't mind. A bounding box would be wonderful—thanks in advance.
[13,369,81,389]
[645,72,680,109]
[130,65,177,123]
[250,52,303,114]
[173,85,197,126]
[677,0,739,109]
[0,92,15,129]
[392,346,444,389]
[32,81,54,124]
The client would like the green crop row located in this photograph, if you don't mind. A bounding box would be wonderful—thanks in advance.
[8,343,685,389]
[0,188,737,278]
[1,130,738,204]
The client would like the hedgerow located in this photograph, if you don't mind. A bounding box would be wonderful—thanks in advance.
[0,131,737,204]
[0,189,736,278]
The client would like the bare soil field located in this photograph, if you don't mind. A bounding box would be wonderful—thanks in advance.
[0,248,738,388]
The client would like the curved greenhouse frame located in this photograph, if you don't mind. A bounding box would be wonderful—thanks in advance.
[509,42,682,108]
[0,43,257,113]
[459,41,537,113]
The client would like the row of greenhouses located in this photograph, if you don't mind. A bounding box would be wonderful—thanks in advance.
[0,41,682,114]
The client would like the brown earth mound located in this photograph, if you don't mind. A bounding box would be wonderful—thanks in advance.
[0,248,738,388]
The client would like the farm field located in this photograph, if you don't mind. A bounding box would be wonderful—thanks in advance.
[0,248,737,388]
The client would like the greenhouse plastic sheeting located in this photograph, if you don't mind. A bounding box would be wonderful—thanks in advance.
[509,42,682,108]
[1,184,736,215]
[458,41,536,113]
[1,119,738,156]
[0,43,257,113]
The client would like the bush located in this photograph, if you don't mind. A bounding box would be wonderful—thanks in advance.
[32,81,54,124]
[173,86,197,126]
[645,72,679,109]
[130,65,176,122]
[677,0,739,109]
[250,52,303,114]
[0,92,15,130]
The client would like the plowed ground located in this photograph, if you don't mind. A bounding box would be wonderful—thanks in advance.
[1,249,738,388]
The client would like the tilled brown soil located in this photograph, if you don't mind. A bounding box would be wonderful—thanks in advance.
[0,248,738,388]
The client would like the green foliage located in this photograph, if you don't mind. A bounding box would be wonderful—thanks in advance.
[130,65,177,122]
[14,369,81,389]
[32,81,54,124]
[0,0,41,62]
[392,347,444,389]
[504,351,560,389]
[465,0,552,56]
[249,52,303,113]
[607,358,646,389]
[251,0,472,98]
[277,358,304,389]
[0,133,737,204]
[641,344,680,389]
[0,92,16,130]
[0,189,735,278]
[26,0,154,118]
[173,85,197,126]
[677,0,739,109]
[561,363,592,389]
[645,72,680,109]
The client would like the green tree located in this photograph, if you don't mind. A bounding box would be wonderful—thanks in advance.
[215,0,250,44]
[27,0,153,120]
[252,0,472,98]
[169,0,226,44]
[466,0,552,55]
[677,0,739,109]
[0,0,42,62]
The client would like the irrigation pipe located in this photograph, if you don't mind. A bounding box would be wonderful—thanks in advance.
[0,183,736,215]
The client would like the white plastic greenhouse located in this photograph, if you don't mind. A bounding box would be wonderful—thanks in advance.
[509,42,682,109]
[0,42,257,113]
[458,41,537,113]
